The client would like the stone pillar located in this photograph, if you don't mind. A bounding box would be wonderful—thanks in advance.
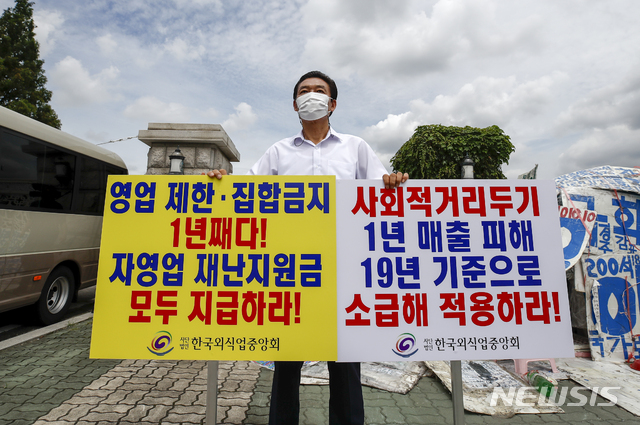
[138,123,240,175]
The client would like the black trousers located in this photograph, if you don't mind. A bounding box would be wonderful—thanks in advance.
[268,361,364,425]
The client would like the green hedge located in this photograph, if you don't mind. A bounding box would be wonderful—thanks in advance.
[391,124,515,179]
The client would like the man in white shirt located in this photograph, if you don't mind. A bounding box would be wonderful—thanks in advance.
[208,71,408,425]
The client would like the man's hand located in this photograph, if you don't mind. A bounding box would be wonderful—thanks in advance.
[383,172,409,189]
[204,169,228,179]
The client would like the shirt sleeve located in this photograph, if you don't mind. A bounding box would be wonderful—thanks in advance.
[356,139,389,180]
[247,145,278,176]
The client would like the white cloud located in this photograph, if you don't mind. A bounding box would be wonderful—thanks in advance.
[96,34,118,56]
[363,73,565,155]
[21,0,640,180]
[123,96,192,122]
[557,126,640,176]
[33,9,64,56]
[93,33,164,69]
[50,56,120,106]
[556,73,640,132]
[202,108,219,121]
[361,106,420,154]
[172,0,222,8]
[549,71,640,176]
[222,102,257,133]
[164,37,206,62]
[300,0,542,79]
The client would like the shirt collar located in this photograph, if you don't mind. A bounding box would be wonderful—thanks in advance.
[292,127,342,146]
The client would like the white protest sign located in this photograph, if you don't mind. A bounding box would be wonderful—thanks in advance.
[336,180,574,362]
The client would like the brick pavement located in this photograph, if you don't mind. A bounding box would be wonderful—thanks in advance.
[247,367,638,425]
[1,318,638,424]
[0,320,261,425]
[0,320,120,425]
[31,359,261,424]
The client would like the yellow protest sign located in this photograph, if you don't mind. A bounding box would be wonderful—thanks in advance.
[90,175,337,361]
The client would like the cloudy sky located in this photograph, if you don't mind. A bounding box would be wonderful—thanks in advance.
[4,0,640,178]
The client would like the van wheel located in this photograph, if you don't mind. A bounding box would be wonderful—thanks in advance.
[37,266,74,325]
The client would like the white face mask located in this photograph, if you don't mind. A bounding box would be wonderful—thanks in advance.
[296,92,331,121]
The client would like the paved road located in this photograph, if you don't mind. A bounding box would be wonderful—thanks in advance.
[0,318,637,424]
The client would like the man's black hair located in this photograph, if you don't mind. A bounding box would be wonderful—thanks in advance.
[293,71,338,100]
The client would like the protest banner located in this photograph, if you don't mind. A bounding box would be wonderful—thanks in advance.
[90,175,337,361]
[559,182,640,362]
[91,176,573,363]
[336,180,575,361]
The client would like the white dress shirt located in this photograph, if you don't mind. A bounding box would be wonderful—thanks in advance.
[248,127,388,180]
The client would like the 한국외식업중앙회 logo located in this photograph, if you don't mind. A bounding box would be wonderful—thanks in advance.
[392,333,418,358]
[148,331,174,356]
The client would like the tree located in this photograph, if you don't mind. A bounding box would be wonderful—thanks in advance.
[0,0,61,128]
[390,124,515,179]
